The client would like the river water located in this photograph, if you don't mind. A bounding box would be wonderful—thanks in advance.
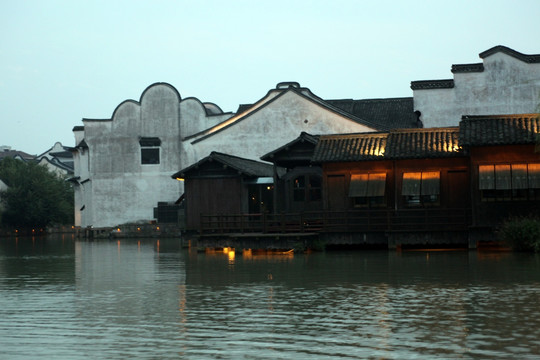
[1,236,540,359]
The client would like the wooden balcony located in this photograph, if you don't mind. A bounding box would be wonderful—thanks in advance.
[199,208,471,237]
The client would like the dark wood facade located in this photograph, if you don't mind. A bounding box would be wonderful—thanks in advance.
[311,128,471,240]
[172,152,278,230]
[321,157,470,212]
[176,114,539,248]
[460,115,540,228]
[261,132,322,213]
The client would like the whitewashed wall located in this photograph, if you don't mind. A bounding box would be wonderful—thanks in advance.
[414,52,540,127]
[188,89,377,163]
[73,83,378,228]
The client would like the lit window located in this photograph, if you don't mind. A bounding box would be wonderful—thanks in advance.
[479,163,540,201]
[402,171,439,206]
[139,137,160,165]
[349,173,386,207]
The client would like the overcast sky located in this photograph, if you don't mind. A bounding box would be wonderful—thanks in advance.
[1,0,539,155]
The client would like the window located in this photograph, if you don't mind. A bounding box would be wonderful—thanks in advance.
[349,173,386,207]
[293,176,305,201]
[479,163,540,201]
[309,176,322,201]
[139,137,161,165]
[402,171,440,206]
[293,175,322,202]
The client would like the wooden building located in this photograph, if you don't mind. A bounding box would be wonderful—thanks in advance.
[459,114,540,233]
[310,128,470,247]
[171,152,283,230]
[260,132,321,213]
[179,113,539,249]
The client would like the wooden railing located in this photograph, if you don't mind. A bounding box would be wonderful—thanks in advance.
[199,208,471,235]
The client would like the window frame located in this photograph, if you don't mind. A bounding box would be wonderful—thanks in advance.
[479,163,540,201]
[292,174,322,203]
[402,171,440,207]
[139,137,161,165]
[349,173,387,208]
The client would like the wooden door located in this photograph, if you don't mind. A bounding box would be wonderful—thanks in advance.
[327,175,347,211]
[446,170,469,208]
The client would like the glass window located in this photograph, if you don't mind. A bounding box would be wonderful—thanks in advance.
[479,165,495,190]
[293,175,322,202]
[309,176,322,202]
[480,163,540,201]
[140,137,161,165]
[350,173,386,207]
[141,148,159,164]
[529,164,540,188]
[293,176,305,202]
[402,171,439,206]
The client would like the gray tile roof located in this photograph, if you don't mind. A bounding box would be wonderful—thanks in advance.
[410,79,455,91]
[312,132,388,162]
[459,114,540,146]
[312,128,462,162]
[172,151,276,179]
[451,63,484,73]
[0,149,35,160]
[261,131,319,163]
[385,128,461,159]
[325,97,417,129]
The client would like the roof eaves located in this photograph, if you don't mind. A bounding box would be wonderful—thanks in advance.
[260,132,320,161]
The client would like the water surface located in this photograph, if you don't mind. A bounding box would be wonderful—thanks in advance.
[1,236,539,359]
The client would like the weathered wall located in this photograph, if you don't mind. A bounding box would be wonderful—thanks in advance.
[414,52,540,127]
[73,83,379,228]
[76,84,185,227]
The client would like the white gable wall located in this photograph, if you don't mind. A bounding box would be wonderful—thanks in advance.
[189,90,376,163]
[77,84,184,228]
[73,85,378,228]
[414,53,540,128]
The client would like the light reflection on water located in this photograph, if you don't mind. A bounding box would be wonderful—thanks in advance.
[0,236,540,359]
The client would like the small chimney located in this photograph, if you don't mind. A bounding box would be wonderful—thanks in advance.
[414,110,423,128]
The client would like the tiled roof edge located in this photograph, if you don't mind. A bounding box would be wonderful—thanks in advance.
[451,63,484,73]
[479,45,540,63]
[410,79,454,90]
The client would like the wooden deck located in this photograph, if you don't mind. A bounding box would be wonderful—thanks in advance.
[199,208,471,237]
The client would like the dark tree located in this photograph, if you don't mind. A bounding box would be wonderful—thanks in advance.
[0,157,74,229]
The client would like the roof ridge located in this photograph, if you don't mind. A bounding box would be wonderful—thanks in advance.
[479,45,540,63]
[210,151,269,164]
[320,131,389,139]
[462,113,540,121]
[390,127,459,133]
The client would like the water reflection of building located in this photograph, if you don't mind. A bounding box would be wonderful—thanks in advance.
[74,240,186,328]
